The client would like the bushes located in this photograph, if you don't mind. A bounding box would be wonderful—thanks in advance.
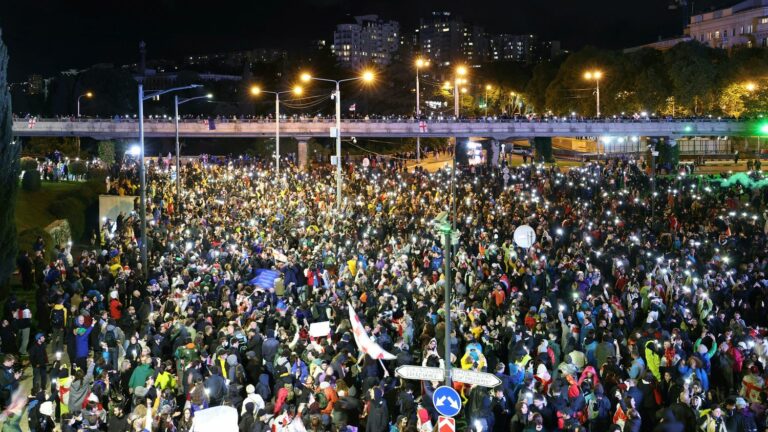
[87,167,109,183]
[21,170,41,191]
[20,157,38,171]
[48,197,85,241]
[68,160,87,177]
[98,141,116,165]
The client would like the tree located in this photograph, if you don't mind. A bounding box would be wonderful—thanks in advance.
[664,42,724,115]
[719,82,749,118]
[0,29,20,291]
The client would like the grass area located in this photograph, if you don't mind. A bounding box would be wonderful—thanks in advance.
[15,181,84,232]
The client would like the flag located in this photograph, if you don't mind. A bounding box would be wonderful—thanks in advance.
[419,121,428,133]
[27,117,36,129]
[348,303,396,360]
[349,103,356,112]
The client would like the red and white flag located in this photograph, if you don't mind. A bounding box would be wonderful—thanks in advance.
[28,117,36,129]
[419,121,428,133]
[348,303,396,360]
[349,103,356,112]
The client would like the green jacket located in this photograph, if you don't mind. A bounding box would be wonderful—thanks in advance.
[644,340,661,381]
[129,364,155,389]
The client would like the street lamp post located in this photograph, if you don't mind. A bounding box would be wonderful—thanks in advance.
[137,83,201,278]
[451,66,467,240]
[301,71,374,211]
[250,86,303,175]
[77,92,93,117]
[415,58,429,163]
[584,70,603,118]
[174,93,212,210]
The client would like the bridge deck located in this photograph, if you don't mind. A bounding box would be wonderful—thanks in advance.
[12,118,751,139]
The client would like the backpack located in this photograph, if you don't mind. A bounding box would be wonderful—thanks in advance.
[104,329,118,348]
[315,391,329,410]
[51,308,65,329]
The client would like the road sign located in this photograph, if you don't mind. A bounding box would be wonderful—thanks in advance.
[433,386,461,417]
[438,416,455,432]
[395,366,444,382]
[451,369,502,388]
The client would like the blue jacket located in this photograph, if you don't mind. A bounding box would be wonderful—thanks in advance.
[677,364,709,391]
[74,325,94,358]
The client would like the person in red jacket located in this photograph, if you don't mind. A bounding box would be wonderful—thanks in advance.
[109,291,122,320]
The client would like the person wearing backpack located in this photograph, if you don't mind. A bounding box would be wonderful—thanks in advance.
[49,298,67,354]
[586,384,611,432]
[102,321,121,371]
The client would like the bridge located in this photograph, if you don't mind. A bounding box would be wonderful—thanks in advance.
[12,118,754,140]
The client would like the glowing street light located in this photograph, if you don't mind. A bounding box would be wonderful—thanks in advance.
[746,82,758,92]
[584,70,603,118]
[250,85,304,175]
[299,70,376,210]
[77,91,93,117]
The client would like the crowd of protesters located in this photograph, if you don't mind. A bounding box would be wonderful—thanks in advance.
[7,149,768,432]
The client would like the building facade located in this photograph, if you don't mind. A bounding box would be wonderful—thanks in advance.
[332,15,400,67]
[417,12,488,67]
[689,0,768,48]
[490,34,561,63]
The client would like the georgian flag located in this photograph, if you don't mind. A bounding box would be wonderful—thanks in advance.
[349,103,356,112]
[28,117,36,129]
[419,121,428,133]
[348,303,396,360]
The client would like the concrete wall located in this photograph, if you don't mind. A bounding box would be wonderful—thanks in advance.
[99,195,137,223]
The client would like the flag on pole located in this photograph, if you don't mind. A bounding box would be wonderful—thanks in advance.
[349,103,356,112]
[348,303,396,360]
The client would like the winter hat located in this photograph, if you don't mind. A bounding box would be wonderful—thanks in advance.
[227,354,238,366]
[34,333,45,342]
[736,397,748,408]
[88,393,99,403]
[246,384,255,394]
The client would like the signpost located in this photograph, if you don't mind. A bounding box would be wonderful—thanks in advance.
[396,365,501,388]
[438,416,456,432]
[395,366,444,382]
[451,369,502,388]
[433,386,462,418]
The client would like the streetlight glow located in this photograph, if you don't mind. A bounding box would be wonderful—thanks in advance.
[206,93,213,98]
[293,86,303,95]
[85,92,93,98]
[486,84,492,90]
[583,69,603,117]
[415,58,429,68]
[746,82,757,92]
[250,86,261,95]
[362,70,375,83]
[456,66,467,76]
[300,73,312,83]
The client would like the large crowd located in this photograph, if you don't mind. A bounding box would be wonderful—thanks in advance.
[5,151,768,432]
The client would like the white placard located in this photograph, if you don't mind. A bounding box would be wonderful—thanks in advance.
[309,321,331,338]
[192,406,238,432]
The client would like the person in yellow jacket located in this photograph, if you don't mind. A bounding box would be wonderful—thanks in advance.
[460,345,487,371]
[154,361,177,392]
[644,340,662,381]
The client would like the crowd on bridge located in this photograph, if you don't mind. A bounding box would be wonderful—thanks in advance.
[6,149,768,432]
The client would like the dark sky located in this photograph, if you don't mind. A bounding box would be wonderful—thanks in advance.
[1,0,730,81]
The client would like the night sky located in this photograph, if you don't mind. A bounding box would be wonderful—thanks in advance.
[2,0,735,81]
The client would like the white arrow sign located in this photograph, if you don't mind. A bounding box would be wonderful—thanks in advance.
[451,369,502,388]
[395,366,445,382]
[435,395,459,410]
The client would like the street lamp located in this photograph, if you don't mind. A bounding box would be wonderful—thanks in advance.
[250,85,303,175]
[584,70,603,118]
[454,66,468,118]
[174,93,212,210]
[77,92,93,117]
[415,57,430,162]
[746,82,758,92]
[300,70,375,210]
[137,83,201,278]
[484,84,492,117]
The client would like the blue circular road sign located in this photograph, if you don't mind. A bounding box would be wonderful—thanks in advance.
[432,385,462,417]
